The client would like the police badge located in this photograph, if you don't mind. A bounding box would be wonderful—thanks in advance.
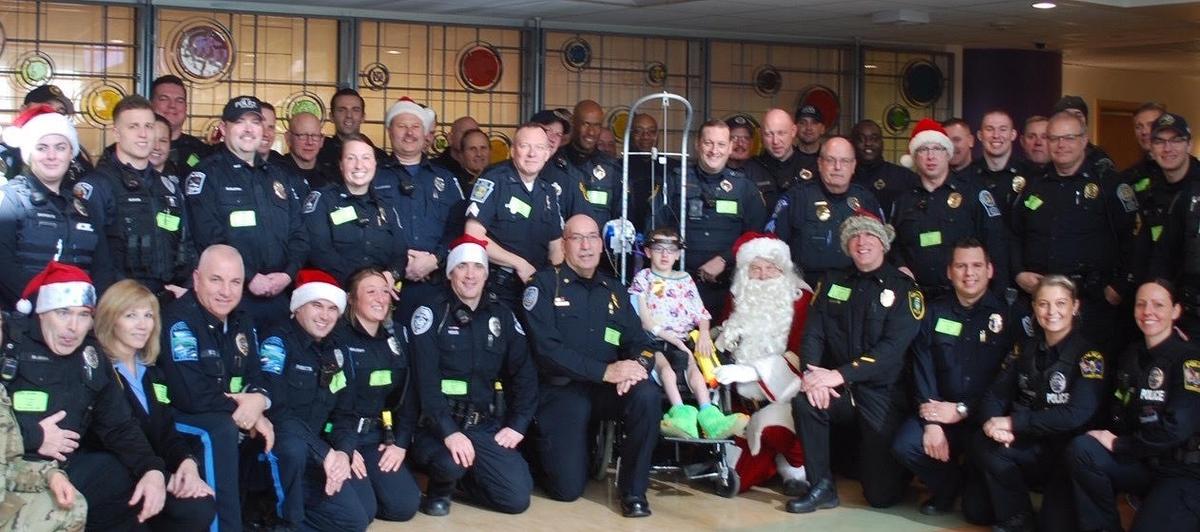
[947,192,962,209]
[847,196,861,211]
[1148,367,1164,390]
[815,203,831,222]
[988,313,1003,333]
[83,346,99,369]
[1084,182,1099,199]
[874,178,886,191]
[334,348,344,368]
[273,180,287,200]
[720,179,733,193]
[800,169,813,181]
[880,289,895,308]
[236,333,249,356]
[1049,371,1067,393]
[593,165,606,180]
[1012,176,1026,194]
[388,336,400,355]
[489,316,501,337]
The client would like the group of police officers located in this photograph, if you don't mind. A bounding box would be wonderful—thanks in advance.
[0,75,1196,532]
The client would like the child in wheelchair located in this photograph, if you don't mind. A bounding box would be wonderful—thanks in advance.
[628,227,747,440]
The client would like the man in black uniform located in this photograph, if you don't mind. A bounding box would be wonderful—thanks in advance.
[521,214,660,517]
[78,95,194,300]
[1120,102,1166,194]
[725,115,755,170]
[317,88,388,176]
[542,99,622,225]
[1011,111,1139,354]
[408,235,537,516]
[1019,115,1051,177]
[964,110,1029,225]
[794,105,824,176]
[465,124,564,307]
[457,128,491,189]
[786,210,922,513]
[432,116,479,181]
[151,75,210,171]
[3,262,169,530]
[626,113,664,235]
[766,136,882,284]
[943,118,975,178]
[1151,114,1200,339]
[654,119,766,319]
[185,95,309,330]
[891,240,1014,518]
[1054,95,1118,178]
[282,112,337,190]
[851,119,919,220]
[748,108,808,209]
[159,244,273,532]
[890,118,1009,300]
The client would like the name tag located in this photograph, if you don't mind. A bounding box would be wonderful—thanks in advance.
[715,199,739,215]
[229,210,257,227]
[369,369,393,387]
[919,231,942,247]
[441,379,468,395]
[934,318,962,336]
[827,284,851,302]
[604,327,621,346]
[12,390,48,412]
[156,212,181,232]
[329,371,346,394]
[586,189,609,205]
[229,376,244,393]
[330,206,357,225]
[1024,195,1043,211]
[153,383,171,404]
[1151,225,1163,242]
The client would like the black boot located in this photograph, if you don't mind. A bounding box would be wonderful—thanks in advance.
[785,478,839,513]
[620,495,651,518]
[992,512,1033,532]
[420,480,455,517]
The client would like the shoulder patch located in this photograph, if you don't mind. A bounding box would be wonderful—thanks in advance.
[259,336,287,375]
[907,289,925,320]
[1183,359,1200,393]
[470,178,495,203]
[302,191,321,214]
[1116,183,1138,213]
[185,172,206,195]
[979,190,1000,218]
[411,306,433,335]
[73,182,93,201]
[523,286,539,311]
[1080,350,1104,379]
[169,321,199,362]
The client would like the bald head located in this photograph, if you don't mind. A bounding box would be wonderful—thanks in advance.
[818,136,855,194]
[286,112,323,166]
[448,116,479,160]
[762,108,797,160]
[572,100,604,153]
[632,113,658,152]
[562,214,602,277]
[193,244,244,321]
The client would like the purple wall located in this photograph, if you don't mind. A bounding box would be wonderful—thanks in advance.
[963,49,1062,136]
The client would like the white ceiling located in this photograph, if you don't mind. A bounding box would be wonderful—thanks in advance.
[166,0,1200,73]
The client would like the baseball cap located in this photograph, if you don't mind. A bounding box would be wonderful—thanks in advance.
[222,95,263,122]
[24,85,74,115]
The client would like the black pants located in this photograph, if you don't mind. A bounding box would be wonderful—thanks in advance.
[410,420,533,514]
[1130,473,1200,532]
[532,379,661,501]
[792,390,907,508]
[891,417,983,507]
[239,291,290,333]
[354,429,420,521]
[1064,434,1153,531]
[174,412,243,532]
[271,429,374,531]
[66,450,216,532]
[971,432,1072,528]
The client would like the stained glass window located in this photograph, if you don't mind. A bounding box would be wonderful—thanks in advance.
[863,48,955,164]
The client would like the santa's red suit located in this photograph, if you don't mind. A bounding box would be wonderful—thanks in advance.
[715,232,811,493]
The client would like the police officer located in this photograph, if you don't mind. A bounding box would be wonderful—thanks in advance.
[408,236,537,516]
[464,124,565,307]
[260,269,374,531]
[0,84,94,184]
[457,129,491,189]
[317,88,388,176]
[159,245,273,532]
[890,119,1009,300]
[971,275,1106,532]
[766,136,882,285]
[626,113,664,235]
[304,134,408,286]
[725,116,756,170]
[1020,115,1051,177]
[1127,109,1182,281]
[150,75,211,171]
[891,240,1014,518]
[542,100,623,227]
[1062,280,1200,532]
[0,104,114,309]
[329,268,421,522]
[3,262,169,530]
[522,214,660,517]
[654,119,766,319]
[1120,102,1166,193]
[78,95,194,300]
[0,384,87,532]
[794,105,825,176]
[786,210,922,513]
[1011,111,1138,355]
[529,108,570,154]
[943,118,975,177]
[282,112,337,191]
[185,96,309,331]
[850,119,920,220]
[1150,114,1200,339]
[964,110,1030,224]
[432,116,479,182]
[748,108,809,209]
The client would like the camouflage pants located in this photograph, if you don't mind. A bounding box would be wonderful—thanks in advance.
[0,488,86,532]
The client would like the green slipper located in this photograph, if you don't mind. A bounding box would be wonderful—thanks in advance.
[697,406,749,440]
[661,404,699,439]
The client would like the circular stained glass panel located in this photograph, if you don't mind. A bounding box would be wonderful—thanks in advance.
[754,65,782,97]
[458,43,502,93]
[489,132,511,165]
[562,38,592,72]
[797,85,840,131]
[901,60,944,108]
[81,83,126,127]
[171,20,234,83]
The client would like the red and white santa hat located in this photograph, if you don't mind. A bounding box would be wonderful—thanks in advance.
[899,117,953,168]
[732,231,794,273]
[15,261,96,315]
[2,103,81,165]
[384,96,436,134]
[290,269,347,315]
[446,234,489,276]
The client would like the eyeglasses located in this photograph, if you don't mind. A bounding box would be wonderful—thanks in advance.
[1047,133,1085,144]
[648,244,680,254]
[1151,136,1190,147]
[914,145,948,155]
[565,233,601,244]
[290,133,322,142]
[699,139,729,150]
[730,134,752,143]
[819,156,854,166]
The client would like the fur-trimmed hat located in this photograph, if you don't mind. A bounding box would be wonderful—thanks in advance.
[385,97,436,134]
[290,269,347,315]
[16,261,96,315]
[899,117,953,169]
[445,234,489,276]
[733,231,794,272]
[839,209,895,254]
[2,104,80,164]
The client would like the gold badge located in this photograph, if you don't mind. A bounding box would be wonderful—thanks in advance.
[1084,182,1099,199]
[874,178,886,191]
[847,196,861,210]
[272,180,287,200]
[1012,175,1026,194]
[815,202,831,221]
[720,179,733,192]
[236,333,249,356]
[947,192,962,209]
[592,165,606,180]
[434,176,445,192]
[800,169,813,181]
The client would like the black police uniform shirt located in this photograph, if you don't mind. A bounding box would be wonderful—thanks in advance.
[543,143,623,224]
[170,133,212,171]
[465,161,564,270]
[0,174,114,308]
[521,265,654,384]
[852,159,919,222]
[978,329,1106,439]
[912,291,1015,423]
[433,150,469,186]
[1010,165,1139,298]
[653,164,767,272]
[626,154,678,235]
[889,175,1010,296]
[748,149,816,211]
[766,179,883,282]
[1108,332,1200,461]
[802,264,923,430]
[184,145,310,282]
[1,315,166,476]
[329,318,417,448]
[963,154,1036,226]
[260,319,356,459]
[1130,156,1195,281]
[407,288,537,439]
[1151,164,1200,288]
[112,362,198,472]
[159,291,268,415]
[77,150,194,293]
[264,150,313,201]
[275,152,337,192]
[302,181,409,285]
[375,155,464,261]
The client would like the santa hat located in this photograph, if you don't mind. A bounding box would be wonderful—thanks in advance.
[2,104,81,164]
[446,234,489,276]
[899,117,953,169]
[384,97,436,134]
[732,231,794,273]
[839,208,895,254]
[290,269,347,315]
[15,262,96,315]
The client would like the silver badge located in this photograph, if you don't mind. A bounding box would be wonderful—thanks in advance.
[83,346,99,369]
[387,336,400,355]
[1049,371,1067,394]
[592,165,606,180]
[720,179,733,192]
[988,313,1003,334]
[236,333,249,356]
[1148,367,1164,390]
[411,306,434,335]
[489,316,501,337]
[879,289,895,308]
[334,348,344,368]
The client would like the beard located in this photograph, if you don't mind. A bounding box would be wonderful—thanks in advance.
[720,271,803,364]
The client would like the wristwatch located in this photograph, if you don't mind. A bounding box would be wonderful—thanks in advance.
[955,402,968,417]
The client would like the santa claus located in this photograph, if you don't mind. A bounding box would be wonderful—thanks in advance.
[714,232,812,494]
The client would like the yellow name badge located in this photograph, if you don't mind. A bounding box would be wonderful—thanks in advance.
[12,390,48,412]
[586,189,609,205]
[604,327,621,346]
[229,210,257,227]
[919,231,942,247]
[715,199,739,215]
[506,197,532,218]
[156,212,181,232]
[441,379,468,396]
[934,318,962,336]
[229,376,244,393]
[153,383,171,404]
[329,206,357,226]
[369,369,392,387]
[329,371,347,394]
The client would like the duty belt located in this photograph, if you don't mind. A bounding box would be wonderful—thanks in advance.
[355,417,383,434]
[447,398,489,429]
[488,265,520,292]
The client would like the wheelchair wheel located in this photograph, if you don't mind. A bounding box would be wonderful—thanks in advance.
[714,465,739,498]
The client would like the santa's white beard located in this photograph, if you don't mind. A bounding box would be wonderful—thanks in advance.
[722,273,801,364]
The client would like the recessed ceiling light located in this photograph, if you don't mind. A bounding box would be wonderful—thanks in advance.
[1031,2,1056,9]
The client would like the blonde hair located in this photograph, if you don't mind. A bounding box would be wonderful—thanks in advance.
[95,280,162,364]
